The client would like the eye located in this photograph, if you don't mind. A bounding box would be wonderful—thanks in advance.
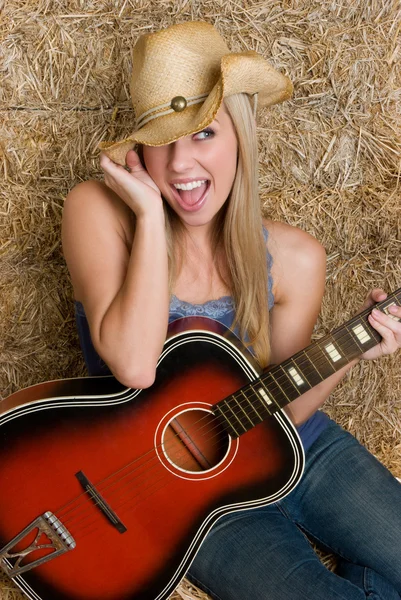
[194,127,215,140]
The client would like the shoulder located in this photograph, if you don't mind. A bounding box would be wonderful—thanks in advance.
[64,180,134,243]
[62,180,134,302]
[263,217,325,264]
[263,218,326,304]
[65,179,114,207]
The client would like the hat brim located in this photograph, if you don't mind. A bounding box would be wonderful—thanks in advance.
[99,51,293,166]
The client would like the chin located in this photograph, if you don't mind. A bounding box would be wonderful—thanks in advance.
[180,214,214,228]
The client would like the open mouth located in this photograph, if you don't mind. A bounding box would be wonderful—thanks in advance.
[170,180,211,212]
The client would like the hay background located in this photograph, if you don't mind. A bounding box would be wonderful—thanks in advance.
[1,0,400,598]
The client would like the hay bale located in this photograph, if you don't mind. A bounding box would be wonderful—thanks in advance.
[1,1,400,598]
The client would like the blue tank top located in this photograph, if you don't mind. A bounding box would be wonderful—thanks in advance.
[74,228,329,450]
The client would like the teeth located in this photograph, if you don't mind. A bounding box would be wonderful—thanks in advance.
[173,180,207,191]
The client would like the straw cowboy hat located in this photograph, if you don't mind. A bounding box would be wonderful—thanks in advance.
[99,21,293,165]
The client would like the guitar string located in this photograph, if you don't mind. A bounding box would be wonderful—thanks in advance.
[4,300,396,568]
[64,414,232,533]
[76,449,234,543]
[69,314,372,540]
[69,326,360,532]
[58,326,378,535]
[57,302,400,536]
[52,298,396,531]
[57,327,356,526]
[55,316,386,532]
[58,328,381,535]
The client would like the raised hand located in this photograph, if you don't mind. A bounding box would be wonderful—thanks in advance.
[100,149,162,218]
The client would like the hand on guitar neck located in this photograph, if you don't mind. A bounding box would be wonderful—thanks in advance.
[357,288,401,361]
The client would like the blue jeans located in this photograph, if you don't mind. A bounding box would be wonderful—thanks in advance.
[187,420,401,600]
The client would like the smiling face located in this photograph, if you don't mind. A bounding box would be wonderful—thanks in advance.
[142,103,238,234]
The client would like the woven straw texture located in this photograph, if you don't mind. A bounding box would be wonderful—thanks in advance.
[99,21,293,163]
[1,1,400,599]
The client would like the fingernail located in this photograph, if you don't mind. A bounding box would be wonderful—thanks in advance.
[372,309,381,317]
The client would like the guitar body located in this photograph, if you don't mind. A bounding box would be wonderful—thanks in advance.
[0,317,304,600]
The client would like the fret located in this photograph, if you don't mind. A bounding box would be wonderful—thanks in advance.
[347,316,381,354]
[345,322,364,352]
[350,322,372,349]
[223,399,248,434]
[321,336,349,370]
[324,341,342,363]
[332,323,364,358]
[359,315,381,343]
[239,389,266,421]
[393,291,401,307]
[292,352,323,387]
[282,361,312,395]
[268,372,292,403]
[250,382,275,407]
[258,372,290,411]
[390,294,401,310]
[232,393,258,427]
[311,339,337,376]
[210,287,401,439]
[245,382,275,413]
[213,403,241,438]
[383,301,401,321]
[279,364,300,395]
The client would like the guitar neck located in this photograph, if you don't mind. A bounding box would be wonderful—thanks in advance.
[213,288,401,438]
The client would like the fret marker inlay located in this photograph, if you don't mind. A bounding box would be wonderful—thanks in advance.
[288,366,304,386]
[257,387,273,406]
[352,323,371,344]
[324,343,341,362]
[383,303,400,322]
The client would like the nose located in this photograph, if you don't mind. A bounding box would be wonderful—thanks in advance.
[167,137,196,173]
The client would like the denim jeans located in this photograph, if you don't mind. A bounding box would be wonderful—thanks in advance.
[187,420,401,600]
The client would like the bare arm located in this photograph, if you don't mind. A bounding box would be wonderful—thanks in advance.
[267,220,355,425]
[267,220,401,425]
[62,152,169,388]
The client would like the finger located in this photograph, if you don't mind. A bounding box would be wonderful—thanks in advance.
[368,314,399,354]
[99,153,119,175]
[388,304,401,321]
[125,149,139,166]
[100,152,126,173]
[371,288,387,303]
[125,149,146,174]
[99,152,113,168]
[361,288,387,311]
[370,308,401,338]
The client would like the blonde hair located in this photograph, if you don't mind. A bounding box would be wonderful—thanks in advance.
[140,93,271,368]
[221,93,271,368]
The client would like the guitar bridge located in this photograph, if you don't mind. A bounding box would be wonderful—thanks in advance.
[0,511,76,578]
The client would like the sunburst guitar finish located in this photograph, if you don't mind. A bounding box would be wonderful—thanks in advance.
[5,304,389,600]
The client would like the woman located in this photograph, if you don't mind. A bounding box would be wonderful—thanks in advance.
[62,21,401,600]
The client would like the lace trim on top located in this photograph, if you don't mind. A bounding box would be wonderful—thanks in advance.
[75,227,274,323]
[170,227,274,320]
[169,294,235,319]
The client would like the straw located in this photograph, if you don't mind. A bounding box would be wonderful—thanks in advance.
[1,1,400,598]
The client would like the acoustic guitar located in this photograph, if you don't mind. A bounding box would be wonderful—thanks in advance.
[0,289,399,600]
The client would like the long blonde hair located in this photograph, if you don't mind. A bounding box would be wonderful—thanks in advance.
[222,93,271,368]
[140,93,272,368]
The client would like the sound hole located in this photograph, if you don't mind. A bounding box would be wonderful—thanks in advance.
[162,409,230,473]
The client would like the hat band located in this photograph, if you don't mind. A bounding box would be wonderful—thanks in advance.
[135,93,209,131]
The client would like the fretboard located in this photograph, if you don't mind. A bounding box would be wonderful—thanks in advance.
[213,288,401,438]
